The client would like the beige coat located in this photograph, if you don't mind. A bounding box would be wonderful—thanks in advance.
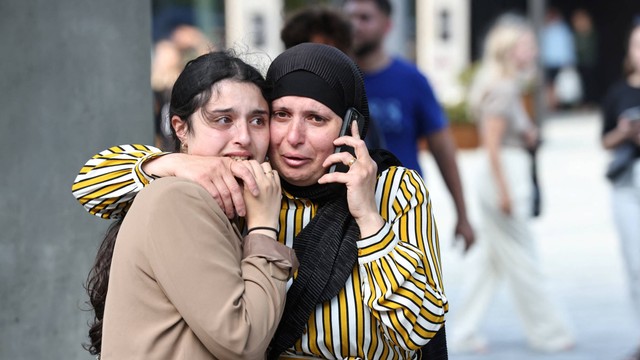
[101,177,297,359]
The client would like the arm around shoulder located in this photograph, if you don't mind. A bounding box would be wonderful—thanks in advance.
[71,144,166,219]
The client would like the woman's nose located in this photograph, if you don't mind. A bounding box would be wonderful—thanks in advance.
[286,118,305,145]
[234,121,251,146]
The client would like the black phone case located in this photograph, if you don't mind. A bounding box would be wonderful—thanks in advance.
[328,107,365,173]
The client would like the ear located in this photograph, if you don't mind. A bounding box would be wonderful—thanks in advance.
[171,115,188,144]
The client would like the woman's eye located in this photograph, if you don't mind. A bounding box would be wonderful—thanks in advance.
[250,116,267,126]
[214,116,232,124]
[272,111,288,119]
[309,115,326,123]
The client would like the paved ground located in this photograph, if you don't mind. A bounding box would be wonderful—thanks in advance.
[419,111,638,360]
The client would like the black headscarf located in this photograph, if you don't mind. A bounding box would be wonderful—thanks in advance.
[265,43,401,359]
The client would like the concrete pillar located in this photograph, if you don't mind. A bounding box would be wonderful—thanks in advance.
[225,0,284,64]
[0,0,152,359]
[416,0,470,105]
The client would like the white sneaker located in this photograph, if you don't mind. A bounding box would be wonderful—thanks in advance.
[529,338,575,353]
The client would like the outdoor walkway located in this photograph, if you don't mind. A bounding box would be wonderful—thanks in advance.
[420,111,638,360]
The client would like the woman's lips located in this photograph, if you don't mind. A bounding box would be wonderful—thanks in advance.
[281,154,309,167]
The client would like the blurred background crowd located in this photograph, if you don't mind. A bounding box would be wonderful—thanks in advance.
[147,0,635,151]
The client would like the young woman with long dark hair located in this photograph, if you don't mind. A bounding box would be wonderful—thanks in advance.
[77,51,297,359]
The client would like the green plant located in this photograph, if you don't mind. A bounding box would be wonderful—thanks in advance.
[438,64,483,148]
[443,101,473,125]
[443,62,479,125]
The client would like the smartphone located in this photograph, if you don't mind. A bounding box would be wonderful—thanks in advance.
[621,106,640,122]
[328,107,365,173]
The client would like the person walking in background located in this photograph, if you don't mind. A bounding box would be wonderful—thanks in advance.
[571,8,599,109]
[601,17,640,360]
[449,14,575,354]
[344,0,475,251]
[541,7,577,110]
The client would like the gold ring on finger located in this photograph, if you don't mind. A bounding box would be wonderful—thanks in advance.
[348,157,357,167]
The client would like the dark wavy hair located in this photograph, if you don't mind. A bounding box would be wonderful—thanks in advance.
[167,51,272,152]
[83,50,270,356]
[281,5,353,54]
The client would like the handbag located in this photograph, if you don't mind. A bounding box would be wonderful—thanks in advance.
[529,143,542,217]
[606,142,637,181]
[416,325,448,360]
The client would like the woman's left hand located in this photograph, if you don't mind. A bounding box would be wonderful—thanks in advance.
[237,160,282,233]
[318,121,385,237]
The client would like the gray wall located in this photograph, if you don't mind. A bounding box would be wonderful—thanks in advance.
[0,0,152,358]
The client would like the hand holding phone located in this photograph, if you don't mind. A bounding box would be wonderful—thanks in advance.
[328,108,365,173]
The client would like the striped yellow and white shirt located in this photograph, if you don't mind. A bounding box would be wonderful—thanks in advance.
[72,144,168,219]
[72,145,448,360]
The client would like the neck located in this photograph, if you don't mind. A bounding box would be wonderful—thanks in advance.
[355,46,391,73]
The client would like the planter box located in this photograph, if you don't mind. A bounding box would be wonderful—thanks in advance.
[450,122,479,149]
[417,122,480,151]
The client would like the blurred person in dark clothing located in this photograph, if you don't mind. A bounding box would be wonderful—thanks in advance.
[571,8,599,108]
[541,7,577,110]
[601,17,640,360]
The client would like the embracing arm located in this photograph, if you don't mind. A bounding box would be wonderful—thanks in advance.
[71,144,259,219]
[357,167,447,351]
[71,144,167,219]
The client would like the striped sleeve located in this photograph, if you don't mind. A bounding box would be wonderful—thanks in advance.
[71,144,168,219]
[357,166,447,351]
